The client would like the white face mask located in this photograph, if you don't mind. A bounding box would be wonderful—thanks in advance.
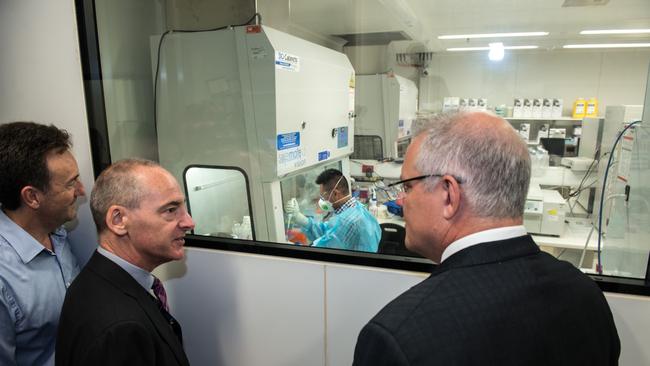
[318,176,350,212]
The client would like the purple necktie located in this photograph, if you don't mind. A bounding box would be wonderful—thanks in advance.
[152,277,170,313]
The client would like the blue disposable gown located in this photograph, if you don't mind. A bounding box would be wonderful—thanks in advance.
[301,201,381,253]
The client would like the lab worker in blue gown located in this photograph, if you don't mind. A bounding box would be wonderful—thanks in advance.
[285,169,381,252]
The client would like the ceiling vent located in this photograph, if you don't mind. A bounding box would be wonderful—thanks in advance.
[395,52,433,67]
[562,0,609,7]
[336,31,411,46]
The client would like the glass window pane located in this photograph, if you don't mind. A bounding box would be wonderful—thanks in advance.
[85,0,650,275]
[185,166,252,239]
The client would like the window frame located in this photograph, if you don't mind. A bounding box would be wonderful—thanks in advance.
[74,0,650,296]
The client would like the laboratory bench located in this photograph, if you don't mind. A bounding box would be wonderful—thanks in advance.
[377,214,600,269]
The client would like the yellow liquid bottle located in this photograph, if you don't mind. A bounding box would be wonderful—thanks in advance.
[586,97,598,117]
[572,97,586,119]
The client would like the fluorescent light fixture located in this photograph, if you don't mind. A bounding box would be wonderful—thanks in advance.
[447,45,538,51]
[563,43,650,49]
[438,32,548,40]
[488,42,505,61]
[580,29,650,35]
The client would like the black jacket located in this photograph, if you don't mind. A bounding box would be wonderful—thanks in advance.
[353,235,620,366]
[56,251,190,366]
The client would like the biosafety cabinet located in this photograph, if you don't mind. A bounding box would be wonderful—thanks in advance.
[353,73,418,159]
[153,25,355,243]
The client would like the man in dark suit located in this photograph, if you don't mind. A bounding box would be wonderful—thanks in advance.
[56,159,195,366]
[352,111,620,366]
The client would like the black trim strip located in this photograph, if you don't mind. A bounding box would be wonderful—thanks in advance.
[184,235,435,273]
[75,0,111,177]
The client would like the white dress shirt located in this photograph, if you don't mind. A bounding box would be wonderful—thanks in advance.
[440,225,528,263]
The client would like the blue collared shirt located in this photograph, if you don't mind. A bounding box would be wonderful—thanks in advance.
[0,209,80,366]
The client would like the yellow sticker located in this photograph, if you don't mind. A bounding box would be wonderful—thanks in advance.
[547,209,557,215]
[349,74,355,89]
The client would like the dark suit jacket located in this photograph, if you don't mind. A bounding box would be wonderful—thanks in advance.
[353,235,620,366]
[56,252,190,366]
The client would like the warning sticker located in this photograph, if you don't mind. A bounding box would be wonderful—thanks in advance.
[277,132,300,151]
[275,51,300,72]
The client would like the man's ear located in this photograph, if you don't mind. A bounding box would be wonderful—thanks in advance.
[105,205,128,236]
[20,186,42,210]
[441,176,462,220]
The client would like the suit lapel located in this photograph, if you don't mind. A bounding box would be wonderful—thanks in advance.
[432,235,540,275]
[87,252,189,366]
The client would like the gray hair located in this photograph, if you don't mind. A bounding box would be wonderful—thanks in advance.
[90,158,160,233]
[412,111,531,219]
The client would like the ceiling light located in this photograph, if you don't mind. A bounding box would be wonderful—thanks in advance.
[563,43,650,49]
[446,45,538,52]
[438,32,548,40]
[580,29,650,35]
[488,43,505,61]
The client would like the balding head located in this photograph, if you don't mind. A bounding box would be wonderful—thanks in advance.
[413,111,531,219]
[90,159,161,233]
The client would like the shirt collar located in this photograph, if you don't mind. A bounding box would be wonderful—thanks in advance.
[334,197,356,215]
[0,209,68,263]
[97,246,154,291]
[440,225,528,263]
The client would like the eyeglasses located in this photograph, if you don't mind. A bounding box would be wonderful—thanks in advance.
[388,174,463,199]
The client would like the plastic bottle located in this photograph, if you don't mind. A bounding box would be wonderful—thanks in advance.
[241,216,252,240]
[231,223,241,238]
[368,200,378,217]
[586,97,598,117]
[572,97,586,119]
[368,187,378,217]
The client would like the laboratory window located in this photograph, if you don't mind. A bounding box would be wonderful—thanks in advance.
[77,0,650,283]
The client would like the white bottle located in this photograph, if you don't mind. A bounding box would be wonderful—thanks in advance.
[368,188,379,217]
[369,200,378,218]
[241,216,252,240]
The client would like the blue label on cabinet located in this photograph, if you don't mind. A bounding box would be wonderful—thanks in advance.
[337,127,348,148]
[318,150,331,161]
[277,132,300,150]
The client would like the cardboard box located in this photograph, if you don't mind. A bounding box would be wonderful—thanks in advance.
[459,98,469,111]
[443,97,460,112]
[523,98,532,118]
[513,98,524,118]
[477,98,487,111]
[532,98,543,118]
[468,98,478,110]
[542,98,553,118]
[552,98,563,118]
[519,123,531,140]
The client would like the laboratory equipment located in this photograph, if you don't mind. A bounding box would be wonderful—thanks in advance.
[353,73,418,159]
[524,184,567,237]
[560,156,596,171]
[153,25,355,243]
[592,105,643,227]
[597,68,649,277]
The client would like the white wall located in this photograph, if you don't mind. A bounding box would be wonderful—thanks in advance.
[345,45,650,115]
[0,0,98,264]
[158,248,650,366]
[157,248,426,366]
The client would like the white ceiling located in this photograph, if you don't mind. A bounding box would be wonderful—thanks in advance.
[288,0,650,51]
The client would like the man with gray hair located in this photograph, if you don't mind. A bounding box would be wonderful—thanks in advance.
[353,111,620,365]
[56,159,194,366]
